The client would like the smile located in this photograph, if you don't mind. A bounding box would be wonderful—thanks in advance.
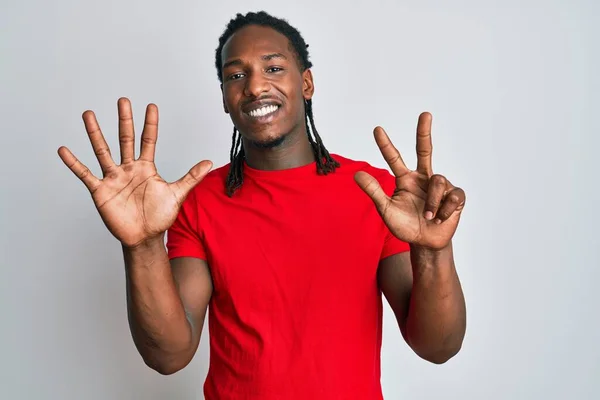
[246,105,280,119]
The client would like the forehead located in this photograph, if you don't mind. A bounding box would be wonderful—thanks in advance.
[221,25,293,63]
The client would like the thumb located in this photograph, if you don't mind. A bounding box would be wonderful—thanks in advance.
[354,171,391,216]
[171,160,213,203]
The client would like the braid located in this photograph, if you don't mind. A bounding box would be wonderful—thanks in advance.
[305,99,340,175]
[225,127,245,197]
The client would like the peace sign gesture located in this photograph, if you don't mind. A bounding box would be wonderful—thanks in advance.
[355,112,466,250]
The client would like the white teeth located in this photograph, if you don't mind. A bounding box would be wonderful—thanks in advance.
[248,105,278,118]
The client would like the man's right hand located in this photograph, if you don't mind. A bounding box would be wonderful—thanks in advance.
[58,97,213,248]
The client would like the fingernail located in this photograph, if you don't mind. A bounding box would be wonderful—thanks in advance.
[434,218,442,225]
[424,211,434,220]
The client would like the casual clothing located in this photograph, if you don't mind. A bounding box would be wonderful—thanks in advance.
[166,154,409,400]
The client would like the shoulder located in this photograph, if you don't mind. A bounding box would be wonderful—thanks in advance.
[199,163,230,189]
[332,153,391,175]
[331,153,395,190]
[184,162,230,203]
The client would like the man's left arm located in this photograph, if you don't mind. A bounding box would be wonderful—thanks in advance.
[378,243,466,364]
[355,112,468,364]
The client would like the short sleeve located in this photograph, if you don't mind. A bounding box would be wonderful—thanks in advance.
[378,170,410,259]
[166,189,207,260]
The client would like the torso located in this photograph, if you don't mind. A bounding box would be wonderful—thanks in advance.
[167,154,408,400]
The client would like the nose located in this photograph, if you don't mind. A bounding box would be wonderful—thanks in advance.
[243,71,271,98]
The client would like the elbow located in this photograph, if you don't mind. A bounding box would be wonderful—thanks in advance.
[133,333,196,375]
[143,354,192,375]
[423,352,457,365]
[418,343,462,364]
[150,363,183,376]
[406,325,465,365]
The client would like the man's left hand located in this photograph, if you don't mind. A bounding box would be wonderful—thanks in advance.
[355,112,466,250]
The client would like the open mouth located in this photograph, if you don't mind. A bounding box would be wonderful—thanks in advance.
[245,104,281,119]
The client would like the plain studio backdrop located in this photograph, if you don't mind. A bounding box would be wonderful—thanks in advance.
[1,0,598,399]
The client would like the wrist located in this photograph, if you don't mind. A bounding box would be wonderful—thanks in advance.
[410,240,452,257]
[123,233,166,256]
[409,241,453,275]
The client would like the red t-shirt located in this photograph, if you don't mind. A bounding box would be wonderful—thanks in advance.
[166,154,409,400]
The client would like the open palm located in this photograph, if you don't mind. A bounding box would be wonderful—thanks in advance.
[355,112,466,250]
[58,98,212,248]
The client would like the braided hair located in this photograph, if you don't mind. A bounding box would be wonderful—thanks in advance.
[215,11,339,196]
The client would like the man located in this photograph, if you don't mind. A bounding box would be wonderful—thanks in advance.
[58,11,467,400]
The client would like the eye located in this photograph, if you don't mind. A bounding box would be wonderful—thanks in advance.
[266,66,284,73]
[227,73,245,81]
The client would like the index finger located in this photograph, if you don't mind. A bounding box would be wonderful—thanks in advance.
[416,112,433,176]
[373,126,410,177]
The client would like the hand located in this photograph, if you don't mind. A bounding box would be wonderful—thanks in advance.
[355,112,466,250]
[58,98,213,248]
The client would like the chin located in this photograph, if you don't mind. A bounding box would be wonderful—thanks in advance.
[246,133,287,149]
[238,122,288,149]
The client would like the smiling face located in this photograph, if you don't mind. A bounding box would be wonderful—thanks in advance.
[220,25,314,148]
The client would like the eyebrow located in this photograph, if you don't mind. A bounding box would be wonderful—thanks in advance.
[222,53,288,70]
[262,52,287,61]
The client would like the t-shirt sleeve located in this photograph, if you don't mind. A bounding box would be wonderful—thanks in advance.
[166,188,207,260]
[378,170,411,259]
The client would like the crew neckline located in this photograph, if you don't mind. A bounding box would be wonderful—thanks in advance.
[242,154,340,179]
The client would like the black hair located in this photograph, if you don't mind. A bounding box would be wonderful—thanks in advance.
[215,11,339,197]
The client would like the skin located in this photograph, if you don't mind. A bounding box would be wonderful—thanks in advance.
[56,24,466,374]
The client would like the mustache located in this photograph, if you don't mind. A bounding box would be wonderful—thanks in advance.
[242,96,282,106]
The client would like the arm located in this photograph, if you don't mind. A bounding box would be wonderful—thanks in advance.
[124,234,212,375]
[378,243,466,364]
[355,113,468,363]
[57,98,214,374]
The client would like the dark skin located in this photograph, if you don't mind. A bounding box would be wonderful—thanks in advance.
[56,24,465,375]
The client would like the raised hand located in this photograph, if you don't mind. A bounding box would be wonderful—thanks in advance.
[355,112,466,250]
[58,98,213,248]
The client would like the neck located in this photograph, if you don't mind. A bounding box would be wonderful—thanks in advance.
[242,127,315,171]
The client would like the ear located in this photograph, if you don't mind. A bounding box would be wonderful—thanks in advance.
[221,83,229,114]
[302,69,315,101]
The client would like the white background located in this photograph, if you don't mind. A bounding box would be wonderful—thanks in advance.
[1,0,598,399]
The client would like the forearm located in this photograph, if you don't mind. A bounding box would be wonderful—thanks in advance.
[406,242,466,363]
[123,234,193,373]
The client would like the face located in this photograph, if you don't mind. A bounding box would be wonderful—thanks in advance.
[220,25,314,148]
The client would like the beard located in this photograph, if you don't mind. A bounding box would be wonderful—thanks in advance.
[247,135,287,149]
[239,116,302,150]
[243,128,290,149]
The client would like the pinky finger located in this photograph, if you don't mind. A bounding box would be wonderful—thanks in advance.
[57,146,101,192]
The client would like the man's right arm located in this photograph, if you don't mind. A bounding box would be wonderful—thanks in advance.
[123,233,212,375]
[57,98,214,374]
